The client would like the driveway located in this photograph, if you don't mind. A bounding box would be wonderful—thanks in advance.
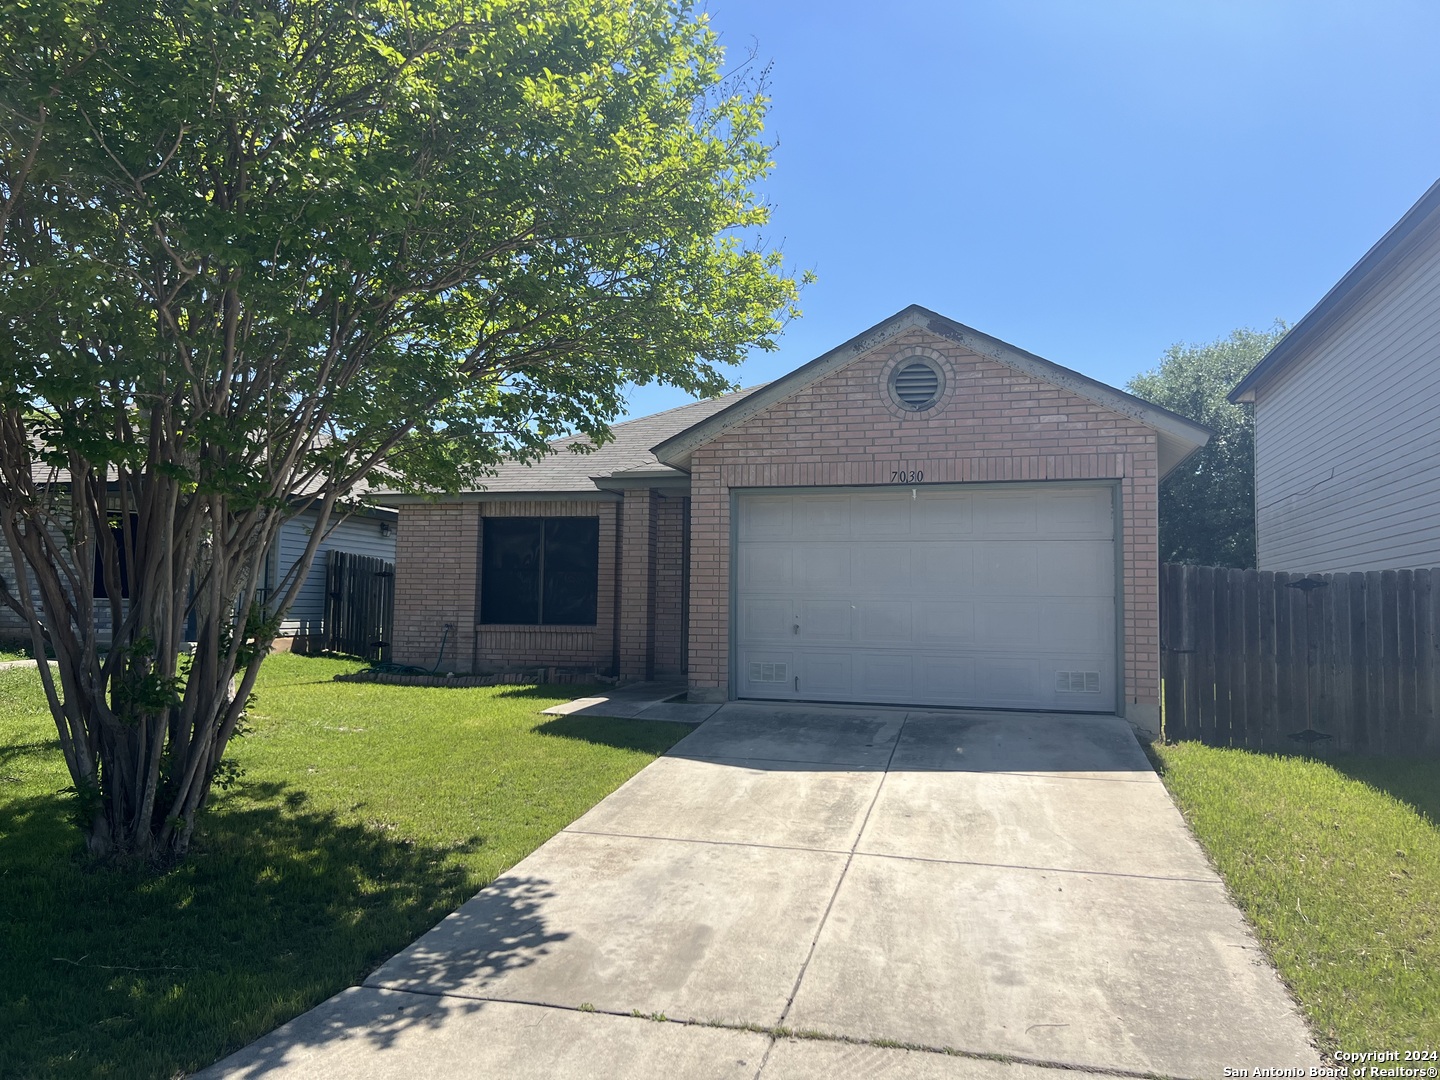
[201,705,1319,1079]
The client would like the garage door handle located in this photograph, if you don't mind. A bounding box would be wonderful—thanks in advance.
[793,623,800,634]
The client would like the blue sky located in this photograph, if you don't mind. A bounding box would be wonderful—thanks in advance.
[622,0,1440,418]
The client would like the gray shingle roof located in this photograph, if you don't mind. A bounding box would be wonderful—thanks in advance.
[437,386,765,495]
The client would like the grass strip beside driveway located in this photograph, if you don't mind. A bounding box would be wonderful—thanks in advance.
[1155,743,1439,1050]
[0,653,688,1080]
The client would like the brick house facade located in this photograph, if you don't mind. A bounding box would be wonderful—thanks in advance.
[381,307,1208,735]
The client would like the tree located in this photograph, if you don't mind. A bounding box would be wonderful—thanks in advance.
[0,0,802,860]
[1127,325,1286,568]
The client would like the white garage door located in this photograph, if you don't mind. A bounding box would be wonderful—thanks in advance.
[734,485,1117,711]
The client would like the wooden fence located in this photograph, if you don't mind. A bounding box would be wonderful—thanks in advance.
[1160,563,1440,755]
[324,550,394,663]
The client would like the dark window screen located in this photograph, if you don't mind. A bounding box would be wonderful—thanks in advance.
[542,517,599,625]
[480,517,598,625]
[93,516,137,599]
[481,519,542,624]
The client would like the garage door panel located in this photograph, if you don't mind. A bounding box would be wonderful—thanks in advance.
[976,492,1039,537]
[857,601,912,644]
[914,492,973,536]
[797,544,853,590]
[1040,491,1115,538]
[852,493,912,536]
[976,601,1041,649]
[1035,541,1114,595]
[917,601,975,644]
[738,650,794,697]
[912,543,973,588]
[1041,600,1115,652]
[854,543,911,589]
[857,653,913,697]
[977,657,1044,703]
[800,600,853,642]
[738,544,793,589]
[972,543,1040,593]
[800,496,850,534]
[739,599,794,642]
[735,487,1116,712]
[739,496,792,540]
[801,652,852,697]
[918,654,976,698]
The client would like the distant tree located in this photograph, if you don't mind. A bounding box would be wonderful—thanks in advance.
[0,0,802,861]
[1127,325,1286,568]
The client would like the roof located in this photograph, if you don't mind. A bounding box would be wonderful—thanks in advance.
[652,305,1212,478]
[1230,177,1440,404]
[374,388,765,500]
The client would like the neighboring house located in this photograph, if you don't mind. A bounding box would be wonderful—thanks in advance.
[379,305,1209,735]
[1231,177,1440,573]
[262,503,397,644]
[0,493,396,648]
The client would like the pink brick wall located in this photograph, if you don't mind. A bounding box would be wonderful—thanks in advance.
[393,503,480,673]
[685,328,1161,715]
[476,499,620,673]
[653,496,688,677]
[618,489,657,679]
[393,498,624,675]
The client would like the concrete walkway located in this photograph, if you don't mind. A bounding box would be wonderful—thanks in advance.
[201,705,1320,1079]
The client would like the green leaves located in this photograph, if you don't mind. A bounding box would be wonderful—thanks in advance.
[1127,324,1287,568]
[0,0,801,860]
[4,0,800,494]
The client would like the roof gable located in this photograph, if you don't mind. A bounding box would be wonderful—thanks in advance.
[1230,177,1440,404]
[652,305,1211,478]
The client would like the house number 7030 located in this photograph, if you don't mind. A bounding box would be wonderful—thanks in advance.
[891,469,923,483]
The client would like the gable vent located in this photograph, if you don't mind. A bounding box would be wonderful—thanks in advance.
[1055,671,1101,693]
[891,361,941,410]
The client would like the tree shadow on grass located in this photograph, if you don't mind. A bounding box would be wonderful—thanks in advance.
[0,777,567,1080]
[490,683,604,701]
[1327,754,1440,829]
[533,714,692,755]
[0,739,59,772]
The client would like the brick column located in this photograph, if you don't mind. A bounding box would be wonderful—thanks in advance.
[685,461,728,701]
[391,503,479,673]
[619,488,657,680]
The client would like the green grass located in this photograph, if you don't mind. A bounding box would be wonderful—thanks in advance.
[0,653,688,1079]
[1155,743,1440,1050]
[0,645,33,662]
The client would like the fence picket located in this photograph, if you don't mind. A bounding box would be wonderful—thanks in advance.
[1181,564,1202,742]
[1158,562,1440,756]
[1420,568,1437,754]
[323,550,395,662]
[1161,563,1185,740]
[1228,567,1247,745]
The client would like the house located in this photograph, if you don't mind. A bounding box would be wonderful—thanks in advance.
[261,503,397,646]
[1231,177,1440,573]
[380,305,1210,735]
[0,491,396,650]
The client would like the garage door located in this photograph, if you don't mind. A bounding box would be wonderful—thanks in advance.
[734,485,1117,711]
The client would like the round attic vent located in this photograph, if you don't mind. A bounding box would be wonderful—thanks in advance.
[889,358,943,411]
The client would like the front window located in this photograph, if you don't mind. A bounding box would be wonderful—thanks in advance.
[480,517,599,625]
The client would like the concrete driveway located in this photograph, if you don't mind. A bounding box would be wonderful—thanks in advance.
[201,705,1319,1079]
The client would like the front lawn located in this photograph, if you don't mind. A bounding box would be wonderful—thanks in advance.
[0,654,688,1079]
[1155,743,1440,1050]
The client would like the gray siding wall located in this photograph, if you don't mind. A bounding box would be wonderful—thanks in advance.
[0,532,69,638]
[1254,227,1440,573]
[2,507,395,642]
[273,509,395,636]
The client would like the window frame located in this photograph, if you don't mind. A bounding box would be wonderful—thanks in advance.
[479,515,600,627]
